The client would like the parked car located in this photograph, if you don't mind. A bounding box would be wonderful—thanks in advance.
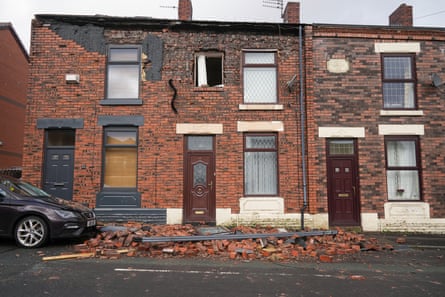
[0,175,96,248]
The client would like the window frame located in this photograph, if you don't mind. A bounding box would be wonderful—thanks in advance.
[102,45,142,105]
[101,126,138,190]
[243,133,279,196]
[381,53,417,110]
[194,52,224,88]
[242,50,278,104]
[384,135,422,201]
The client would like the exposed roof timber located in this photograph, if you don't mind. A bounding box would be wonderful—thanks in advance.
[35,14,301,34]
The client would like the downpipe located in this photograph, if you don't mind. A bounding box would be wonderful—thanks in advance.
[298,24,308,230]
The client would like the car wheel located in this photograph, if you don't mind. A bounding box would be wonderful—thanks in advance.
[14,216,49,248]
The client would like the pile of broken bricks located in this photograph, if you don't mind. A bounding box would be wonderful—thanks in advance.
[42,223,395,262]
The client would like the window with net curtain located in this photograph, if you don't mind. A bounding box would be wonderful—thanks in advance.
[106,46,140,99]
[243,51,277,103]
[103,128,138,188]
[385,137,420,200]
[244,134,278,195]
[382,54,416,109]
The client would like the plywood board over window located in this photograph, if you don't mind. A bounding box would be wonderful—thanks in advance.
[103,129,138,188]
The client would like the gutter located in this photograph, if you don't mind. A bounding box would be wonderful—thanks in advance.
[133,230,338,244]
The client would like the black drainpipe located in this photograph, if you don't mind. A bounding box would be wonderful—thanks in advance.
[298,24,308,230]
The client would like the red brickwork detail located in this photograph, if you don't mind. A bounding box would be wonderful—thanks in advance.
[389,4,413,27]
[0,28,29,168]
[308,25,445,218]
[283,2,300,24]
[24,23,303,212]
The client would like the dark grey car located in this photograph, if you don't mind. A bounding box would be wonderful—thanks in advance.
[0,175,96,248]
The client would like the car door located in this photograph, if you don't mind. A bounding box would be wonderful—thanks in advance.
[0,185,14,235]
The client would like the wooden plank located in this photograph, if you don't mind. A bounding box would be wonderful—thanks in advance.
[42,252,95,261]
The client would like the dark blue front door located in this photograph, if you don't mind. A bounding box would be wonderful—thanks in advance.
[43,148,74,200]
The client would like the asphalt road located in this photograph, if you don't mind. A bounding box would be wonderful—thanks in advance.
[0,238,444,297]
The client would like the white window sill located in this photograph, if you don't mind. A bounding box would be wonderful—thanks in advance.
[239,197,284,214]
[239,104,283,111]
[380,110,424,116]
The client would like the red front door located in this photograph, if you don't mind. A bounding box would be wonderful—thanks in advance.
[327,139,360,226]
[184,136,216,224]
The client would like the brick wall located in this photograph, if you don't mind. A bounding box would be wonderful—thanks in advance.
[0,26,28,168]
[389,4,413,26]
[24,19,303,212]
[307,25,445,218]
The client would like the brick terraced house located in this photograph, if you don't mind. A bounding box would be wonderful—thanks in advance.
[23,1,445,232]
[306,4,445,232]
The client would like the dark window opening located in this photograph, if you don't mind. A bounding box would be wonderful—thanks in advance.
[195,53,223,87]
[46,130,75,147]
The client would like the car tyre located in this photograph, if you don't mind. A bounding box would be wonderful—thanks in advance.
[14,216,49,248]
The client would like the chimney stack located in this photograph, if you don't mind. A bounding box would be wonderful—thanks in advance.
[283,2,300,24]
[389,3,413,26]
[178,0,193,21]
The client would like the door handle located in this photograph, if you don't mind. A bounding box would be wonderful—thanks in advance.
[208,180,213,190]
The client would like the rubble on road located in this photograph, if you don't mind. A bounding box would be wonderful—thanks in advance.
[48,223,395,262]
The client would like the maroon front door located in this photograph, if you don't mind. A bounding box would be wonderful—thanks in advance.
[327,139,360,226]
[184,136,216,224]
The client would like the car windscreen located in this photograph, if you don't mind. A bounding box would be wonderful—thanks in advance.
[1,179,51,198]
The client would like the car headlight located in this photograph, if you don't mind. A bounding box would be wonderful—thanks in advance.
[54,209,78,219]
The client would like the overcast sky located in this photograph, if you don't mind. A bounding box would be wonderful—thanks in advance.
[1,0,445,52]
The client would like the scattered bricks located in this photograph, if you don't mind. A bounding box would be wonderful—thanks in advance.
[350,275,366,280]
[384,244,394,250]
[396,237,407,244]
[184,248,199,257]
[65,225,392,263]
[150,250,163,257]
[289,249,299,257]
[319,255,333,263]
[351,244,361,252]
[123,234,134,247]
[101,249,121,259]
[73,244,90,253]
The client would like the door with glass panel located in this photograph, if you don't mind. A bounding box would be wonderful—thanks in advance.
[43,129,75,200]
[326,139,360,226]
[184,136,216,224]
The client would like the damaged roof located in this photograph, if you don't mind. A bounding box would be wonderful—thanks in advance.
[34,14,301,34]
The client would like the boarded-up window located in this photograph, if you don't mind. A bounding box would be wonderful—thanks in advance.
[103,129,137,188]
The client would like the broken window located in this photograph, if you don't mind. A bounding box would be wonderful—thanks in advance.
[243,51,277,103]
[194,52,223,87]
[106,46,141,100]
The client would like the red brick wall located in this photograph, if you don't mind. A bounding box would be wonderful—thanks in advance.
[178,0,193,21]
[24,21,304,212]
[283,2,300,24]
[0,27,28,168]
[307,25,445,218]
[389,4,413,26]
